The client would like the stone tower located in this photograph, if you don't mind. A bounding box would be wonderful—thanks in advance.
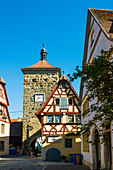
[21,44,61,153]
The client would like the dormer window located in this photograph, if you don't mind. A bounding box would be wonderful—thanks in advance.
[68,98,73,105]
[55,98,59,105]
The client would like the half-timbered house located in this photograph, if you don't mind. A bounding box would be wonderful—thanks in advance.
[36,74,81,161]
[0,77,11,155]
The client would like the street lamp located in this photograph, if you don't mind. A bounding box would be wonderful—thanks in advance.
[2,115,7,122]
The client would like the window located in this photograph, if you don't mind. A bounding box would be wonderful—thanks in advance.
[60,98,68,109]
[55,116,61,123]
[68,98,73,105]
[65,138,72,148]
[35,94,44,102]
[0,90,1,96]
[1,124,5,133]
[0,141,4,151]
[47,116,53,123]
[68,115,74,123]
[91,28,94,47]
[83,98,89,117]
[55,98,59,105]
[0,110,2,115]
[62,82,66,88]
[83,132,90,152]
[76,115,81,123]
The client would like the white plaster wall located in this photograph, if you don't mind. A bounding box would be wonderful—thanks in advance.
[81,18,113,169]
[0,122,10,137]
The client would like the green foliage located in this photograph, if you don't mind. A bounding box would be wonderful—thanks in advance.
[69,47,113,141]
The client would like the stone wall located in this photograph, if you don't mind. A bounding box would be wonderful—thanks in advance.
[22,70,60,153]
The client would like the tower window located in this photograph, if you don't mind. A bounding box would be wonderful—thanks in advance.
[55,98,59,105]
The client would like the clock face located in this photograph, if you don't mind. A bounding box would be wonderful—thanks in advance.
[35,94,44,102]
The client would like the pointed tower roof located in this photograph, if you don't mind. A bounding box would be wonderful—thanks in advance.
[21,44,61,74]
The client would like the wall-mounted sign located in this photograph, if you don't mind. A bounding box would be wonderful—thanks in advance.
[35,94,44,102]
[48,136,61,143]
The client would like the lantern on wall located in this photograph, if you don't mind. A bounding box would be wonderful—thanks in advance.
[2,115,7,122]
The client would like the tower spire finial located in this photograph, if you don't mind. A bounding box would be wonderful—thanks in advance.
[40,43,47,60]
[43,43,45,48]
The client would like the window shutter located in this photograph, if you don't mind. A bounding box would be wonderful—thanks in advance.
[60,98,68,109]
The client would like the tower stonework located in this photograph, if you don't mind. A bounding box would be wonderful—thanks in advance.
[21,46,61,153]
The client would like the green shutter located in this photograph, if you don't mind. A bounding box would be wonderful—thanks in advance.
[60,98,68,109]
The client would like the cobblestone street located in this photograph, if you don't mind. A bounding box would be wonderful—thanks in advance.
[0,156,90,170]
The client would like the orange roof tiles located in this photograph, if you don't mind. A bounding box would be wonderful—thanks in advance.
[11,118,23,122]
[26,60,56,69]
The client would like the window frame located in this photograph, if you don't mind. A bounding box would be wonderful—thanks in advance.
[60,97,68,109]
[55,115,61,123]
[54,98,60,106]
[68,98,73,105]
[63,137,74,149]
[1,124,5,133]
[47,115,53,123]
[68,115,74,123]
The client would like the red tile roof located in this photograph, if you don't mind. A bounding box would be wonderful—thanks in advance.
[11,118,23,122]
[25,60,56,69]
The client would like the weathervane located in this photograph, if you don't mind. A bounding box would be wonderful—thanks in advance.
[43,43,45,48]
[63,71,65,75]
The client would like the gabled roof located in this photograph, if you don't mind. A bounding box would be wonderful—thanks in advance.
[36,74,80,115]
[89,9,113,38]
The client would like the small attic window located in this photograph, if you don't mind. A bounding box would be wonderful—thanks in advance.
[61,82,66,88]
[91,27,94,47]
[55,98,60,105]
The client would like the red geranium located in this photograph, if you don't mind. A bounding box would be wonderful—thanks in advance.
[67,74,70,77]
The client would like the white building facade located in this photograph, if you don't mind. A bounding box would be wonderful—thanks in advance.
[0,77,11,155]
[80,9,113,170]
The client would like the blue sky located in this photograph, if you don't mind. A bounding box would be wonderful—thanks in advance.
[0,0,113,119]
